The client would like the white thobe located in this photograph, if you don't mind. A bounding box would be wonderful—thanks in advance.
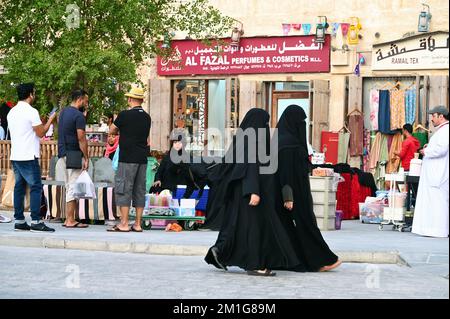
[412,121,449,238]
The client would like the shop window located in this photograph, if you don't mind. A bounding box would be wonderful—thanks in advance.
[172,79,228,156]
[230,78,240,129]
[274,81,309,92]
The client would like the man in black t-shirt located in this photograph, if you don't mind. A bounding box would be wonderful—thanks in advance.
[108,87,151,232]
[58,89,90,229]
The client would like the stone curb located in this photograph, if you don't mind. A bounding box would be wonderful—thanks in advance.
[0,234,405,264]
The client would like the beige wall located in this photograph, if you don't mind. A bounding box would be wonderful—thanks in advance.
[138,0,449,150]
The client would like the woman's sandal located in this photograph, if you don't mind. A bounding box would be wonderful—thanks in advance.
[319,260,342,272]
[247,269,277,277]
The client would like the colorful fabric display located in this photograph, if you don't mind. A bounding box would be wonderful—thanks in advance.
[349,113,364,156]
[369,89,379,131]
[378,90,392,134]
[386,132,403,174]
[412,131,428,148]
[337,132,350,163]
[389,89,406,130]
[405,88,417,125]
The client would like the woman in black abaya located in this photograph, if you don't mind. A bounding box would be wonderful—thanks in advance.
[204,108,302,276]
[275,105,341,272]
[151,133,198,196]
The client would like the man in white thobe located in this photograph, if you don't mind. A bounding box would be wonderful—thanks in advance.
[412,106,449,238]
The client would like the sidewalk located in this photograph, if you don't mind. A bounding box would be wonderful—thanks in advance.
[0,210,448,278]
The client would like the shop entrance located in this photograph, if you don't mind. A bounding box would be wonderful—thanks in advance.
[268,82,310,139]
[271,92,310,125]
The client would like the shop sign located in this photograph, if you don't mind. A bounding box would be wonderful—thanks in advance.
[157,35,330,75]
[372,31,449,70]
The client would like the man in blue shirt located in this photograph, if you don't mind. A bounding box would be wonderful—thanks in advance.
[58,89,89,228]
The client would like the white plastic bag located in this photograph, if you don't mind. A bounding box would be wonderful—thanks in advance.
[73,171,96,199]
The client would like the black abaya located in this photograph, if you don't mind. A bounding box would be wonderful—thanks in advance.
[276,105,339,271]
[205,108,302,271]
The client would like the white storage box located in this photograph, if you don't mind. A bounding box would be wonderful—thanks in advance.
[316,216,336,231]
[309,176,334,190]
[310,176,336,231]
[383,207,405,221]
[311,191,336,204]
[313,203,336,218]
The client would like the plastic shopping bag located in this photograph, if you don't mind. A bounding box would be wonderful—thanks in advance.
[112,146,120,171]
[73,171,96,199]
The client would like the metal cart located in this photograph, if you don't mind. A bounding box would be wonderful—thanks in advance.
[379,173,407,232]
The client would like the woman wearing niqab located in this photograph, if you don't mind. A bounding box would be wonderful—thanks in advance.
[204,108,302,276]
[275,105,341,272]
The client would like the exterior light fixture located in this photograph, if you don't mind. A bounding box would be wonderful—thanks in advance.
[315,16,329,43]
[161,31,175,49]
[230,19,244,48]
[348,17,362,45]
[418,3,432,32]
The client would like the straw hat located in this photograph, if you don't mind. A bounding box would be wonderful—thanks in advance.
[124,87,145,100]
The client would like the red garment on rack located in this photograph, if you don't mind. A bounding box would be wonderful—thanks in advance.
[349,174,373,219]
[336,173,352,219]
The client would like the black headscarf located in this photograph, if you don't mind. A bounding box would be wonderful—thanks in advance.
[277,104,308,154]
[223,108,270,179]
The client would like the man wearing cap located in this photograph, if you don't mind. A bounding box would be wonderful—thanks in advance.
[412,106,449,238]
[108,87,151,232]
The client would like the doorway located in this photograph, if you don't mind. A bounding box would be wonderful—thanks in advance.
[271,91,310,140]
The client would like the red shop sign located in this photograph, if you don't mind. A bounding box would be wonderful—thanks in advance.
[157,35,330,76]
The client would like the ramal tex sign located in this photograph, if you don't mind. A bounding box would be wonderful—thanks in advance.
[372,31,449,70]
[157,35,330,76]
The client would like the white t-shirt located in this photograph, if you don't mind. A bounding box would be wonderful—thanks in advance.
[0,126,5,140]
[7,101,42,160]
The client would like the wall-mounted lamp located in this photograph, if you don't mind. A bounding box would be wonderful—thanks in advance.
[161,31,175,49]
[230,19,244,48]
[315,16,329,43]
[348,17,362,45]
[418,3,432,32]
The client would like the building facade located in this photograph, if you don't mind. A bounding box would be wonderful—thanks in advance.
[140,0,449,166]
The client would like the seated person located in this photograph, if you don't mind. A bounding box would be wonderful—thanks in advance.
[151,134,198,197]
[104,132,119,160]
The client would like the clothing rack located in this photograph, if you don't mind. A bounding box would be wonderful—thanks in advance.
[413,124,430,132]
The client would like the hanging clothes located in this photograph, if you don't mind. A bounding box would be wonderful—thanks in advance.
[362,129,371,172]
[378,90,392,134]
[389,88,406,130]
[386,132,403,173]
[371,134,389,188]
[369,89,379,131]
[369,132,384,171]
[413,131,428,148]
[348,113,364,156]
[337,132,350,163]
[405,88,417,125]
[336,172,353,219]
